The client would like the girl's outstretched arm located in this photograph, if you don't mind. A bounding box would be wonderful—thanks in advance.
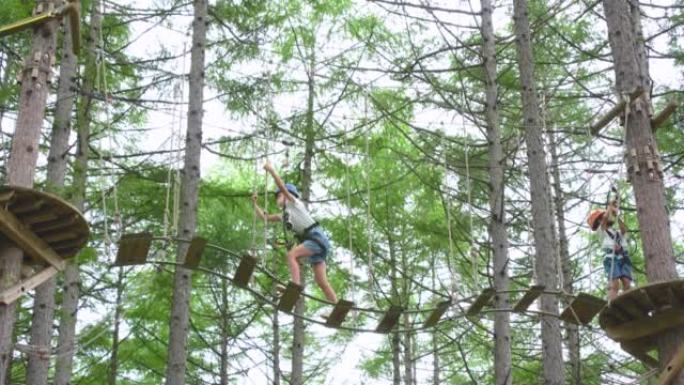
[264,161,295,202]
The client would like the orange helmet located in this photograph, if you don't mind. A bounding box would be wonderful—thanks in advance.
[587,209,605,231]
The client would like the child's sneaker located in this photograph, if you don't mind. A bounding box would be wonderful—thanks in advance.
[274,283,286,297]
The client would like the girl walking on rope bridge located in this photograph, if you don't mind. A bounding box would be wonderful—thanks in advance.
[588,200,633,300]
[251,161,338,303]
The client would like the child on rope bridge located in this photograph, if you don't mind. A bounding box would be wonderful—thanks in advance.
[588,200,633,300]
[251,161,338,304]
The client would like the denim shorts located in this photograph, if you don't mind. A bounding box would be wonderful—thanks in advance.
[603,249,633,281]
[299,226,331,265]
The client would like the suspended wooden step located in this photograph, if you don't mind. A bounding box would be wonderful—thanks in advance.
[277,281,303,313]
[325,299,354,328]
[599,280,684,368]
[560,293,606,325]
[183,236,207,269]
[232,254,257,288]
[376,305,403,333]
[467,288,495,316]
[423,300,451,328]
[513,284,545,313]
[115,233,152,266]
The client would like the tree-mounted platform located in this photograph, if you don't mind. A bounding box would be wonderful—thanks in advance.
[0,186,89,304]
[599,280,684,379]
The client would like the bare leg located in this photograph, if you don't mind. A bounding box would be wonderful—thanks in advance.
[286,244,314,285]
[608,279,620,300]
[312,262,337,303]
[621,277,632,292]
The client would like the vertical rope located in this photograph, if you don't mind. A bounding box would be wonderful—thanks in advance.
[343,130,356,317]
[443,149,457,297]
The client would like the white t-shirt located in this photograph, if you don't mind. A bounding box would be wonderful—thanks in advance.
[601,228,626,251]
[283,198,317,235]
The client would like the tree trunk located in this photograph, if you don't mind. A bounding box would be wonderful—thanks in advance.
[392,332,401,385]
[26,8,83,385]
[481,1,512,384]
[164,0,206,383]
[219,280,229,385]
[0,1,60,381]
[512,1,564,384]
[548,120,581,384]
[272,310,280,385]
[432,332,439,385]
[54,1,102,381]
[291,48,316,385]
[108,267,124,385]
[602,1,681,380]
[402,314,413,385]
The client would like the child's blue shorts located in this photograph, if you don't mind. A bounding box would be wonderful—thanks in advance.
[603,249,633,281]
[299,226,331,265]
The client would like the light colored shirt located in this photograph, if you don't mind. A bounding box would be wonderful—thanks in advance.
[283,198,317,235]
[601,227,626,251]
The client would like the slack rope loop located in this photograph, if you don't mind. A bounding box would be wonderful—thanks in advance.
[124,236,598,333]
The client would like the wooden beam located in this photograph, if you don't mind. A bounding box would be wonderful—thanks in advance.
[0,266,58,305]
[115,233,152,266]
[659,341,684,385]
[0,190,15,204]
[467,288,495,316]
[513,285,545,313]
[32,215,78,234]
[591,87,645,136]
[376,305,403,333]
[605,307,684,342]
[423,300,451,328]
[560,293,606,325]
[652,100,679,132]
[621,341,658,368]
[276,282,303,313]
[0,208,65,270]
[183,236,207,269]
[325,299,354,328]
[232,254,257,288]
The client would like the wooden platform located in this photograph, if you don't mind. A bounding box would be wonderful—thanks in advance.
[0,186,89,304]
[0,186,89,266]
[560,293,606,325]
[599,280,684,370]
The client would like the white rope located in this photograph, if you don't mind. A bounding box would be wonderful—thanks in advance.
[343,130,356,317]
[443,150,457,297]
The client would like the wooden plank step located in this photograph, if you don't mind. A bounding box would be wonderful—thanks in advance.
[115,233,152,266]
[560,293,606,325]
[10,199,45,214]
[32,215,78,234]
[277,282,303,313]
[325,299,354,328]
[19,210,59,225]
[467,288,495,316]
[51,238,85,251]
[42,231,79,244]
[376,305,403,333]
[232,254,257,288]
[0,208,65,270]
[513,285,545,313]
[0,266,58,305]
[423,300,451,328]
[183,236,207,269]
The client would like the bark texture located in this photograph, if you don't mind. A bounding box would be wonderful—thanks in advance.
[164,0,206,383]
[512,1,564,384]
[602,0,681,380]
